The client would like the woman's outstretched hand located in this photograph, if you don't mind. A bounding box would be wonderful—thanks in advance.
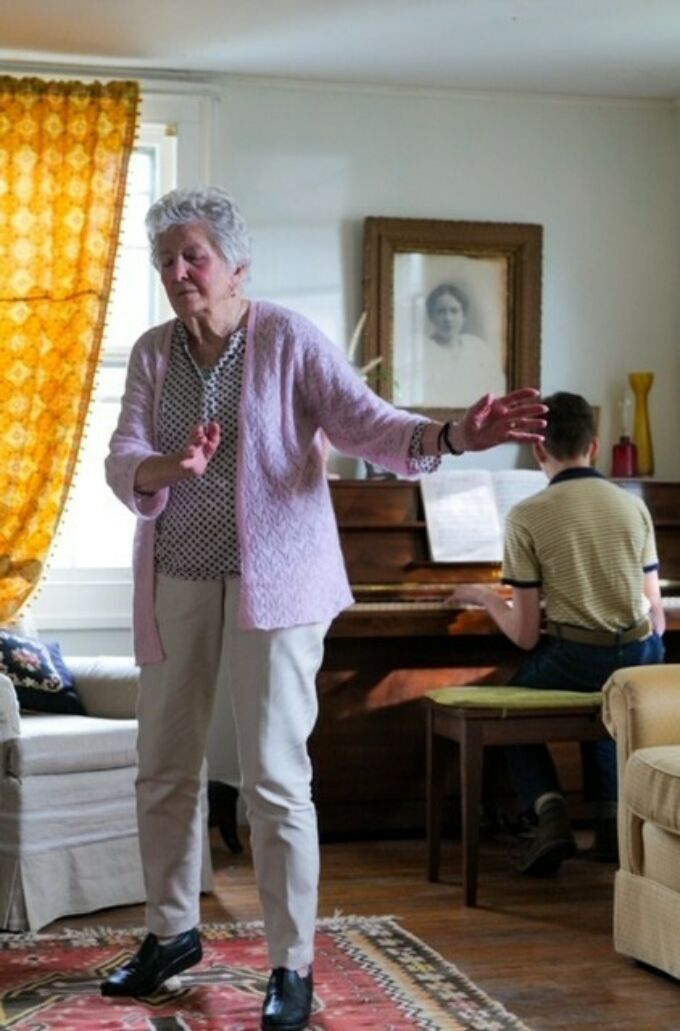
[179,421,222,477]
[453,389,547,453]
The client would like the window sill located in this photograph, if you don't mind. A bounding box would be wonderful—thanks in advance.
[30,570,133,632]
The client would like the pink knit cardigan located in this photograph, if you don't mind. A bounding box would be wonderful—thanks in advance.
[106,300,428,664]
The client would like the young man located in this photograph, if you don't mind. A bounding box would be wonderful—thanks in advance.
[452,392,665,875]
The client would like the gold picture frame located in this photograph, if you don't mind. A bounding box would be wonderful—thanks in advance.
[362,217,543,420]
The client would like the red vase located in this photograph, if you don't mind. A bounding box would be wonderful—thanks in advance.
[611,436,638,478]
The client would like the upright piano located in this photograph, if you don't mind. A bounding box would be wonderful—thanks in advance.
[310,477,680,835]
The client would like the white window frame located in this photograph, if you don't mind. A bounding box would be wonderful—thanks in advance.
[32,91,212,631]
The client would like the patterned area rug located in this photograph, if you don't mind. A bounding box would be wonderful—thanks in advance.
[0,916,529,1030]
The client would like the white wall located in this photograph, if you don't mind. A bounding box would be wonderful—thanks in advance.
[215,79,680,476]
[26,72,680,652]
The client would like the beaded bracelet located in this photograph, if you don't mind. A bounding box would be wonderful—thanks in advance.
[437,420,464,456]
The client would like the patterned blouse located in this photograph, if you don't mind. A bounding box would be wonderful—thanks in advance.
[154,319,440,580]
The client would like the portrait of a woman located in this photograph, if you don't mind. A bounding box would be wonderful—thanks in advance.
[422,282,506,405]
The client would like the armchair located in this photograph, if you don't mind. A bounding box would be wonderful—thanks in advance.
[0,655,213,931]
[602,664,680,979]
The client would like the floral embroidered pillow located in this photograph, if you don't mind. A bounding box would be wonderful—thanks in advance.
[0,630,84,714]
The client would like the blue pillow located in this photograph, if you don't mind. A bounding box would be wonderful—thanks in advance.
[0,630,84,715]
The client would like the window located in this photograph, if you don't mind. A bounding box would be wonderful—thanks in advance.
[49,127,175,574]
[32,92,211,629]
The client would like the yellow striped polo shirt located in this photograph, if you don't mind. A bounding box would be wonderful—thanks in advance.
[502,468,658,632]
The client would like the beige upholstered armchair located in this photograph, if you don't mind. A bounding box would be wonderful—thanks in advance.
[0,655,213,931]
[602,664,680,979]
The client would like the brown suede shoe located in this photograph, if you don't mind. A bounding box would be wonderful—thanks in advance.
[590,818,619,863]
[516,798,577,876]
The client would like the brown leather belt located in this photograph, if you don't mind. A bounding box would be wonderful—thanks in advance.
[546,616,653,647]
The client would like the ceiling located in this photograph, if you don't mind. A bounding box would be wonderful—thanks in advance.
[1,0,679,101]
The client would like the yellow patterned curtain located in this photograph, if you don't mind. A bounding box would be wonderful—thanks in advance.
[0,77,139,621]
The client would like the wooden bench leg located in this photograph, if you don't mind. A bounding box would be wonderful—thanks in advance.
[426,708,449,882]
[460,720,484,907]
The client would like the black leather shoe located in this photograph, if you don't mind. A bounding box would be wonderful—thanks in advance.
[261,967,313,1030]
[100,928,202,997]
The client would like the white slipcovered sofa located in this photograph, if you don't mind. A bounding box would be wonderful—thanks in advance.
[0,656,213,931]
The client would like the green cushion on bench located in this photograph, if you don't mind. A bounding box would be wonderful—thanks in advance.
[426,686,603,710]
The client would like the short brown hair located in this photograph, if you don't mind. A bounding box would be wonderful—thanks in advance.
[542,391,596,460]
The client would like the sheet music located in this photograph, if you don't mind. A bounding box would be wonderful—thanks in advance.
[420,471,502,561]
[420,469,547,562]
[491,469,548,523]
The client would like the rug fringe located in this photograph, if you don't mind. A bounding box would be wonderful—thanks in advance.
[0,914,400,945]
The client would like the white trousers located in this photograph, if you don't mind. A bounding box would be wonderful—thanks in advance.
[136,574,327,969]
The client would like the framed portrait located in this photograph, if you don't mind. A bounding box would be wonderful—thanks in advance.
[362,217,542,419]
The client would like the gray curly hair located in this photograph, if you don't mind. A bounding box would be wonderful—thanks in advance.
[145,186,252,271]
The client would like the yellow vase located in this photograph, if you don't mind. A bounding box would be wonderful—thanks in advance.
[628,371,654,477]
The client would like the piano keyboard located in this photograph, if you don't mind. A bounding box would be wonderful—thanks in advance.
[349,597,680,614]
[350,600,454,612]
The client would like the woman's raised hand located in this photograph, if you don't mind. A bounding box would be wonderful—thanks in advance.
[453,389,547,453]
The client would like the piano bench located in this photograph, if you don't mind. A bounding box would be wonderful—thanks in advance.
[424,686,606,906]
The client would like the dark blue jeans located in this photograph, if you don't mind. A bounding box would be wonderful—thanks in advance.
[506,632,665,811]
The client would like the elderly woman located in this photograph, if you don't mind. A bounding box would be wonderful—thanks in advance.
[102,186,545,1030]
